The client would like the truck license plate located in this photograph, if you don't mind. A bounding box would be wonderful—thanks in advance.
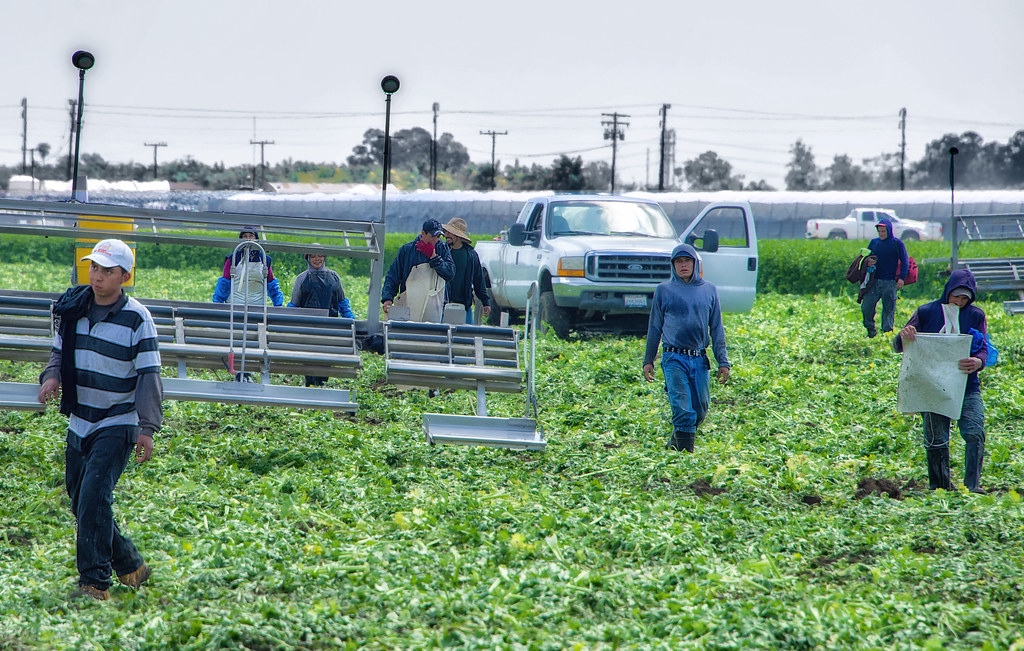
[624,294,647,308]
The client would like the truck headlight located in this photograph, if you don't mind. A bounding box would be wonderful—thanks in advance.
[557,256,585,277]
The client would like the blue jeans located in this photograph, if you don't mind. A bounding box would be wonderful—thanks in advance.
[862,279,898,335]
[922,392,985,449]
[661,352,711,433]
[65,426,145,590]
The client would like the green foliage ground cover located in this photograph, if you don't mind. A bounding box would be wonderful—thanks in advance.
[1,264,1024,649]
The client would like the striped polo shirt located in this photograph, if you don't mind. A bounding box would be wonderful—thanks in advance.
[53,296,162,438]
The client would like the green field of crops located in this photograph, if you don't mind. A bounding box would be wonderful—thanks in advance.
[1,249,1023,650]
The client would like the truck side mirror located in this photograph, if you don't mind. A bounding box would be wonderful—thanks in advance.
[508,223,526,246]
[702,229,720,253]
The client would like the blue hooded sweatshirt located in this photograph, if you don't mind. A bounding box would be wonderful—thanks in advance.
[893,268,987,394]
[867,217,909,282]
[643,243,729,368]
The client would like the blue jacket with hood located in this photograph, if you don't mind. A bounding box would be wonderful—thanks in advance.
[893,268,987,394]
[867,218,909,282]
[643,243,729,368]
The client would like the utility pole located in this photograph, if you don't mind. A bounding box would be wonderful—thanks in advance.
[144,142,167,180]
[27,147,37,191]
[898,107,907,191]
[479,129,507,190]
[602,112,630,194]
[431,102,439,191]
[67,100,76,180]
[658,103,671,191]
[250,139,274,189]
[20,98,27,174]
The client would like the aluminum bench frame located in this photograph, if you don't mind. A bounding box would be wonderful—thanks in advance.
[0,290,359,412]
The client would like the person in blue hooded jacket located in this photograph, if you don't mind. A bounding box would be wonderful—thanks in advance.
[642,243,730,452]
[212,227,285,307]
[862,217,909,337]
[894,269,988,492]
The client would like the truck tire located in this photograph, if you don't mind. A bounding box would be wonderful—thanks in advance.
[540,290,572,339]
[902,230,920,241]
[827,230,847,240]
[485,292,504,326]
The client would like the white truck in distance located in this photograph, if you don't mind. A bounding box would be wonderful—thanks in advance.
[474,195,758,338]
[805,207,943,241]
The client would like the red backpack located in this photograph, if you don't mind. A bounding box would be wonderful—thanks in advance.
[897,256,918,285]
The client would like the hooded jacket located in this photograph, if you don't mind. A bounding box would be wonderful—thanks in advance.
[287,258,354,318]
[867,218,909,282]
[893,268,987,394]
[643,243,729,368]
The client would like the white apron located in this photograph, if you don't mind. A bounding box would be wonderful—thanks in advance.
[897,304,971,420]
[394,262,445,322]
[230,258,268,306]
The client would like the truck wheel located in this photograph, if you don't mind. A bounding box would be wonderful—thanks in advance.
[827,230,847,240]
[902,230,919,241]
[485,293,504,326]
[540,290,572,339]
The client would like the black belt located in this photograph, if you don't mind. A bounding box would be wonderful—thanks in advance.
[664,346,705,356]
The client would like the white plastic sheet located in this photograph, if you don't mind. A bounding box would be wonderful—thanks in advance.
[897,333,971,419]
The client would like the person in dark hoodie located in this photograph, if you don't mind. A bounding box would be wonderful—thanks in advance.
[441,218,490,324]
[893,269,988,492]
[642,243,730,452]
[288,246,356,386]
[381,219,456,322]
[862,217,909,337]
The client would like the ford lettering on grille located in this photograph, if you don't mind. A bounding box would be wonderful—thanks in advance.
[587,254,672,282]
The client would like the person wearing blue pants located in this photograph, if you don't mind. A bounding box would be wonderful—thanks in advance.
[642,243,730,452]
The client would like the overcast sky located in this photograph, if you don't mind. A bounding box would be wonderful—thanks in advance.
[1,0,1021,189]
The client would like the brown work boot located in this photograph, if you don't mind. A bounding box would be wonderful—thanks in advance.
[117,562,152,589]
[70,585,110,601]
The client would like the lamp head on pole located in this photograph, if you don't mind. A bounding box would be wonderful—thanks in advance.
[949,146,959,156]
[380,75,400,95]
[72,50,95,71]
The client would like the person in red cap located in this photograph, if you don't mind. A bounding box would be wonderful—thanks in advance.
[381,219,455,322]
[38,239,162,600]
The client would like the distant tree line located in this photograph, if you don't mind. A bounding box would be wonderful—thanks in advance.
[3,128,1023,193]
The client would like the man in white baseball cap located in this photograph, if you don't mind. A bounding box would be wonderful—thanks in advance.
[38,237,163,600]
[81,238,135,274]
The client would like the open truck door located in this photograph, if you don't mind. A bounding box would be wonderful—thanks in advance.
[679,202,758,313]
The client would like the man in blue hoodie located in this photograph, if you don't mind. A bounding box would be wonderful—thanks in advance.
[862,217,909,337]
[381,219,456,322]
[642,244,730,452]
[893,269,988,492]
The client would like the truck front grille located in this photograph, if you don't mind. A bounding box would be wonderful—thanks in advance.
[587,254,672,282]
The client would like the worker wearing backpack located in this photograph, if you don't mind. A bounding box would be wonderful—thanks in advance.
[861,217,909,338]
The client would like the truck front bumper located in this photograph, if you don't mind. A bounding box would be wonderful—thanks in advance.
[551,278,656,313]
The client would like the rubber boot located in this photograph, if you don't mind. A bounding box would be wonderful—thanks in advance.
[666,432,685,451]
[964,441,985,493]
[680,431,695,453]
[926,447,952,491]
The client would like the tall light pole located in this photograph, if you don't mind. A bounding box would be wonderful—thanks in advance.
[949,146,960,271]
[431,102,439,191]
[379,75,400,222]
[70,50,95,201]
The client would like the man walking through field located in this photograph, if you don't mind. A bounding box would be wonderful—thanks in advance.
[38,239,162,600]
[643,243,730,452]
[862,217,909,338]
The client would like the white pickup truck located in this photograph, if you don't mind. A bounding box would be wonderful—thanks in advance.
[805,207,943,241]
[475,195,758,337]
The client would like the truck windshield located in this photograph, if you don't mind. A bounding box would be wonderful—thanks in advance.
[547,201,676,238]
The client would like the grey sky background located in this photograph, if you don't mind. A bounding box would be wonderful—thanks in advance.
[1,0,1021,189]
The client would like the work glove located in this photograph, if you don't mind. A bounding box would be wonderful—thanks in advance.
[415,239,435,259]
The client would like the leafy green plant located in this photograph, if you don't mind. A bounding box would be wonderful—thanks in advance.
[0,264,1022,649]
